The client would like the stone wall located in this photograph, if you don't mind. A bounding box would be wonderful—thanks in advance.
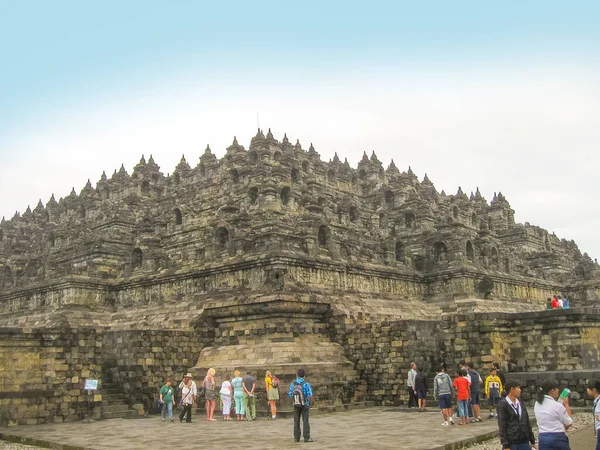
[0,327,102,426]
[510,369,600,407]
[440,308,600,373]
[102,329,202,413]
[329,314,440,405]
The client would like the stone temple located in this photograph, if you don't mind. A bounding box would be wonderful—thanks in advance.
[0,129,599,425]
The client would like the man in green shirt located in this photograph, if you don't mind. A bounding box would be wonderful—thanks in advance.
[160,377,175,422]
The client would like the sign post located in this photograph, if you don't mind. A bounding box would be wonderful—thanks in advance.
[82,379,98,423]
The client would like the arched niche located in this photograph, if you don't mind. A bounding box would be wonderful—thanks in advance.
[291,168,300,182]
[405,212,416,229]
[395,241,405,262]
[466,241,474,261]
[231,169,240,183]
[433,242,448,263]
[174,208,183,225]
[349,206,359,223]
[141,180,151,196]
[249,187,258,205]
[215,226,230,250]
[384,190,394,205]
[318,225,330,249]
[132,248,143,269]
[280,187,291,205]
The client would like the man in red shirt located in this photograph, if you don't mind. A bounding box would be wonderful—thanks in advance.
[453,369,471,425]
[551,295,559,309]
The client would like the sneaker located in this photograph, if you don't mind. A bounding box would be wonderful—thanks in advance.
[441,421,449,426]
[476,417,482,422]
[304,438,314,443]
[162,418,165,421]
[488,413,494,418]
[170,418,174,422]
[449,418,455,425]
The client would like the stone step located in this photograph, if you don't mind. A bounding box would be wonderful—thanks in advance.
[101,410,139,420]
[101,404,132,413]
[102,388,122,395]
[102,393,126,402]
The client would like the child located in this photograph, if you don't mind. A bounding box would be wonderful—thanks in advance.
[485,368,502,418]
[220,375,233,420]
[453,369,471,425]
[159,377,175,422]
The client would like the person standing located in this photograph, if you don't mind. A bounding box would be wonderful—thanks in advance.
[159,377,175,422]
[178,372,197,423]
[534,380,572,449]
[220,374,233,420]
[466,362,483,422]
[497,379,536,450]
[453,369,471,425]
[414,366,428,411]
[265,370,279,420]
[407,362,417,408]
[485,367,503,418]
[586,379,600,450]
[231,370,245,421]
[203,368,217,422]
[493,362,507,395]
[242,370,257,421]
[288,368,314,443]
[434,364,454,426]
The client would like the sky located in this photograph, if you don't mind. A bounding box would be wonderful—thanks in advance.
[0,1,599,259]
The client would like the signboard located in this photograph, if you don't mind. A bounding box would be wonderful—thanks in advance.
[84,379,98,390]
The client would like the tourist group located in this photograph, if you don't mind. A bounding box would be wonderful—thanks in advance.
[158,367,314,443]
[409,360,600,449]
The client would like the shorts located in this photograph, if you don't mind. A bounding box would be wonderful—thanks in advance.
[417,390,427,400]
[438,394,451,409]
[205,389,216,401]
[268,388,279,401]
[470,392,480,405]
[457,399,469,417]
[488,396,500,407]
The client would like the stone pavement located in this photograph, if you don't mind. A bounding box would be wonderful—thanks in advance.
[0,408,503,450]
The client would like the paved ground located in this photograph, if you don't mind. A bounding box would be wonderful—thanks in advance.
[1,408,500,450]
[1,408,596,450]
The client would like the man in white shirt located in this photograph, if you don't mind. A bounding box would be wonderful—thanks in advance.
[406,362,417,408]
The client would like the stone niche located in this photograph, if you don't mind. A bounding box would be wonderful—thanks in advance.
[192,294,366,407]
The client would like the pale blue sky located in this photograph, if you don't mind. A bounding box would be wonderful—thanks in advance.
[1,1,599,258]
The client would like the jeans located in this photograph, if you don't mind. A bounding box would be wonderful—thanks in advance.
[596,431,600,450]
[179,403,192,423]
[161,401,173,420]
[457,400,469,417]
[234,391,245,415]
[407,388,416,407]
[243,392,256,420]
[538,432,570,450]
[293,405,310,441]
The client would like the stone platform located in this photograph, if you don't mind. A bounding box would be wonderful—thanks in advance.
[1,407,504,450]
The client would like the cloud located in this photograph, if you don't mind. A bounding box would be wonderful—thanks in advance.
[1,66,598,259]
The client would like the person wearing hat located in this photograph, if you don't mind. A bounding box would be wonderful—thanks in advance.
[179,372,197,423]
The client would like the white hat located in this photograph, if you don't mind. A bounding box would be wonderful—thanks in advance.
[184,372,193,378]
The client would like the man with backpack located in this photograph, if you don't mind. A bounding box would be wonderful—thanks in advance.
[288,368,314,443]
